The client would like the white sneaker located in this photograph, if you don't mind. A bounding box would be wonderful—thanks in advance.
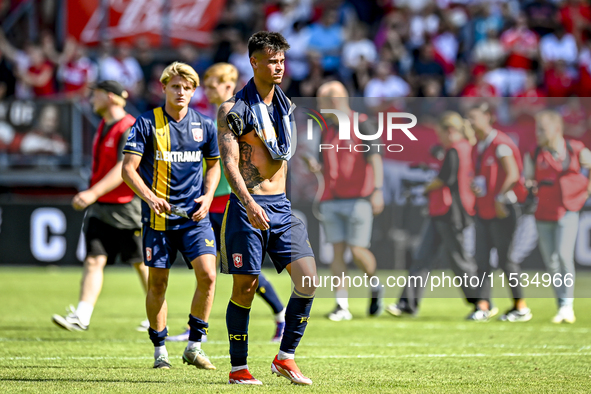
[136,319,150,332]
[466,308,490,322]
[385,303,403,317]
[552,306,576,324]
[52,305,88,331]
[153,355,171,369]
[182,347,216,370]
[489,306,499,318]
[326,305,352,321]
[385,303,415,317]
[499,307,533,322]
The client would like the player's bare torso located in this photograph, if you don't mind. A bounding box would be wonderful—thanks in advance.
[218,96,287,196]
[237,131,287,195]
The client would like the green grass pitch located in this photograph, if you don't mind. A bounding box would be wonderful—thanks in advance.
[0,266,590,393]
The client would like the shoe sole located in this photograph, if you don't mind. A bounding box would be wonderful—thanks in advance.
[327,315,352,322]
[153,363,171,369]
[465,314,489,322]
[229,379,263,385]
[385,307,402,317]
[51,315,86,331]
[271,363,312,385]
[499,313,533,322]
[553,318,576,324]
[182,354,216,370]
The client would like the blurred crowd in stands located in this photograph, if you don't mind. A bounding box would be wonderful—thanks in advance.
[1,0,591,115]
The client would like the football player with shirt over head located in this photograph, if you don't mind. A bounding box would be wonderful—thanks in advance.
[167,62,287,344]
[217,31,318,386]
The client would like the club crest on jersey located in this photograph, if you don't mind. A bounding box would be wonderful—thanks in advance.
[233,253,243,268]
[127,127,136,141]
[146,247,152,262]
[192,128,203,142]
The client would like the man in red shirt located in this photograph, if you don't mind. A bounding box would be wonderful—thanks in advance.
[544,60,576,98]
[513,72,546,107]
[0,32,55,97]
[305,81,384,321]
[461,65,499,98]
[52,81,149,332]
[501,14,539,96]
[559,0,591,44]
[21,45,55,97]
[501,14,539,71]
[58,39,97,96]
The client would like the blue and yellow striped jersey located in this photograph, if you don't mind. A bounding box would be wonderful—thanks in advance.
[123,106,220,231]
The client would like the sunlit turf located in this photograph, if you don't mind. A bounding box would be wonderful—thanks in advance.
[1,267,590,393]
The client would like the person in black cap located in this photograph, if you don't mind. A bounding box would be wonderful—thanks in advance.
[52,80,150,332]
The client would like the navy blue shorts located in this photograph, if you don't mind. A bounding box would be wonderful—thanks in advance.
[210,212,225,252]
[220,193,314,275]
[142,220,216,269]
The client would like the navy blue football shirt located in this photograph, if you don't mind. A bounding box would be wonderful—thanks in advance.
[123,106,220,230]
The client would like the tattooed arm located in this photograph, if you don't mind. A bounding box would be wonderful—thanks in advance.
[217,102,270,230]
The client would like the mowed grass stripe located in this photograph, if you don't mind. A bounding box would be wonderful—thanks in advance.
[1,267,590,393]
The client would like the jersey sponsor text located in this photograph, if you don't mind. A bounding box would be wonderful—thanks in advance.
[155,150,202,163]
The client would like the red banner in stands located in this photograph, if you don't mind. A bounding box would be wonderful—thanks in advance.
[67,0,226,46]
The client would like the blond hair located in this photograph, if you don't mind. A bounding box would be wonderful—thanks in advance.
[535,110,564,133]
[439,111,476,146]
[160,61,199,88]
[203,63,238,84]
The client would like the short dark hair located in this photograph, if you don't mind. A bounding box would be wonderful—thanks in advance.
[247,31,290,58]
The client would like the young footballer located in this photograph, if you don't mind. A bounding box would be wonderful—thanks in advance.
[167,62,286,343]
[218,32,317,385]
[122,62,220,369]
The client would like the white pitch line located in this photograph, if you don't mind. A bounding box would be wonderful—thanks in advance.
[307,352,591,359]
[0,338,589,351]
[368,323,591,334]
[302,342,591,350]
[1,353,591,362]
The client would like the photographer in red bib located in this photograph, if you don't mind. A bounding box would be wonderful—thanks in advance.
[532,110,591,324]
[467,103,531,322]
[386,111,479,318]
